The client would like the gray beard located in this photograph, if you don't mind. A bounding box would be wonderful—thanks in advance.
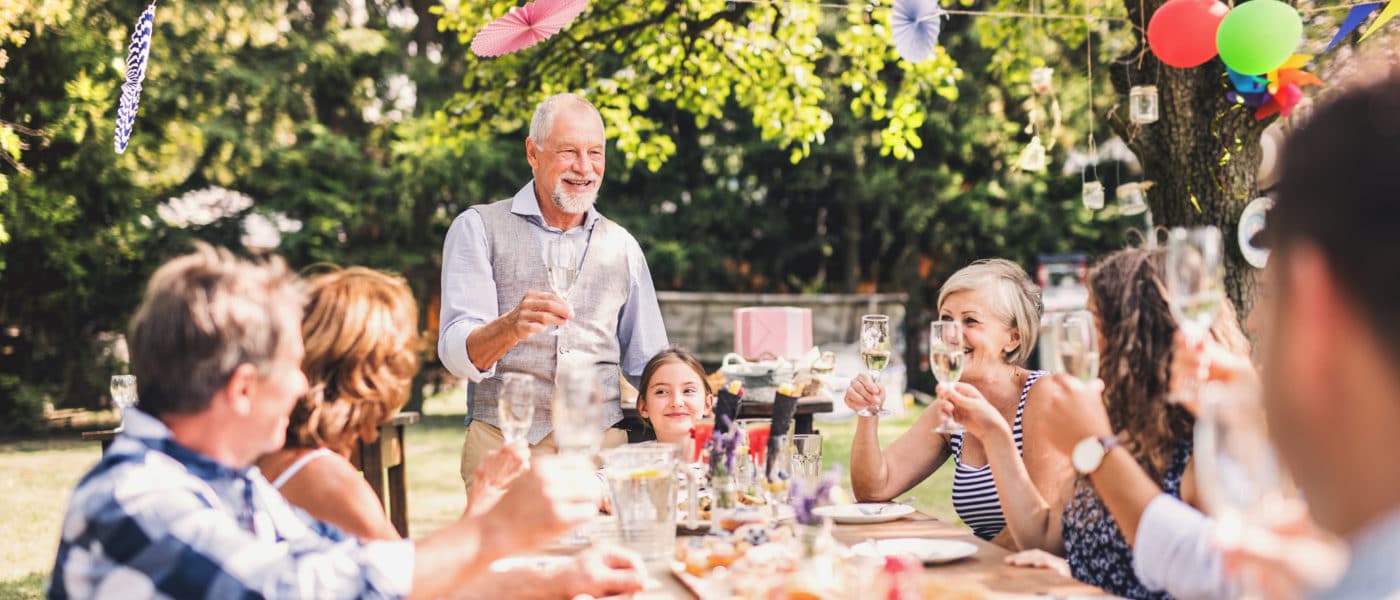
[552,186,598,214]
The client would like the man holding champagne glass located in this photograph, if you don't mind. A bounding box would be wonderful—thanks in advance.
[438,93,668,498]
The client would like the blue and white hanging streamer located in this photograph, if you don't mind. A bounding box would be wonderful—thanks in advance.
[115,1,156,154]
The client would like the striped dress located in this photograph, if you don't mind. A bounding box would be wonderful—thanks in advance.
[947,370,1044,540]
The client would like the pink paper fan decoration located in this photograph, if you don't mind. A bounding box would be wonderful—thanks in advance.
[471,0,589,58]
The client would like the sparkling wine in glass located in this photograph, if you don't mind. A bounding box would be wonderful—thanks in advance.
[1195,381,1286,599]
[858,314,893,417]
[552,365,606,544]
[497,373,537,444]
[546,236,578,336]
[110,375,137,429]
[1166,226,1225,402]
[1056,312,1100,382]
[929,321,967,435]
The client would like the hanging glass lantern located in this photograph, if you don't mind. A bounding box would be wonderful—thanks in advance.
[1129,85,1159,125]
[1082,180,1105,210]
[1018,136,1047,172]
[1117,181,1153,216]
[1030,67,1055,95]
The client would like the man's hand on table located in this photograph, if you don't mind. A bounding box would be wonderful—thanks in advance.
[1004,549,1071,578]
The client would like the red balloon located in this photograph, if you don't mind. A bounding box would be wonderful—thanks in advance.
[1148,0,1231,68]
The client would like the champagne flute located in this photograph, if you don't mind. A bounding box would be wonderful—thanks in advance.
[497,373,537,445]
[1055,311,1100,382]
[110,375,137,429]
[929,321,967,435]
[546,236,578,336]
[1166,226,1225,403]
[1195,381,1286,599]
[858,314,893,417]
[553,364,605,544]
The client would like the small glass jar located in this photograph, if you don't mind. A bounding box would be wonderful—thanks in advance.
[1030,67,1055,94]
[1082,180,1105,210]
[1117,181,1153,215]
[1019,136,1047,172]
[1130,85,1160,125]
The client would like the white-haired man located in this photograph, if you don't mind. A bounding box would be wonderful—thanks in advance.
[439,93,668,495]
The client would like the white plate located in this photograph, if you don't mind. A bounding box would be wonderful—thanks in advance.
[851,538,978,564]
[812,503,915,524]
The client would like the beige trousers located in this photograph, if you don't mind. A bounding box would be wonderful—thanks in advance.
[458,421,629,496]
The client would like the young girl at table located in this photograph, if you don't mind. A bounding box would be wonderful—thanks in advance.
[636,347,715,446]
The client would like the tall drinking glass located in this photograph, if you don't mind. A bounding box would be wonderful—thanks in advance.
[110,375,137,429]
[1195,381,1286,599]
[1055,311,1100,382]
[789,434,823,492]
[546,236,578,336]
[1166,226,1224,402]
[497,373,537,444]
[929,321,967,435]
[553,365,605,544]
[858,314,893,417]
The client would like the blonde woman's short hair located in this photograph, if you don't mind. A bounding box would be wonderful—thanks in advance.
[936,258,1043,366]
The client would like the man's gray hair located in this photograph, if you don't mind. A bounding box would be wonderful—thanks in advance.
[127,243,307,417]
[529,93,603,145]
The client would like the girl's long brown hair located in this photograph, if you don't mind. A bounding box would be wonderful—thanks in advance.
[1088,248,1248,479]
[286,267,420,455]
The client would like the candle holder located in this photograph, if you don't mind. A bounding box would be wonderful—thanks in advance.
[1018,136,1047,172]
[1082,180,1105,210]
[1030,67,1055,95]
[1117,181,1154,216]
[1129,85,1159,125]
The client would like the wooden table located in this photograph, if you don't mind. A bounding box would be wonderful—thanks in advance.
[646,511,1107,598]
[83,411,421,538]
[620,396,834,443]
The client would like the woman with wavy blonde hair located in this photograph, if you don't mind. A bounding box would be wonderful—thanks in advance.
[257,267,426,540]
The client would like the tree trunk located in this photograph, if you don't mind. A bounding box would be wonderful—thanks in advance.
[1109,0,1264,318]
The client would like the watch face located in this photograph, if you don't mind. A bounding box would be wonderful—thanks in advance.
[1072,437,1104,474]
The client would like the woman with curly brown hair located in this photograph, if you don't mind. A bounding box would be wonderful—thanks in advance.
[1019,247,1248,599]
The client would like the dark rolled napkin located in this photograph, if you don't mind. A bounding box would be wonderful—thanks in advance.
[714,383,744,435]
[766,387,801,479]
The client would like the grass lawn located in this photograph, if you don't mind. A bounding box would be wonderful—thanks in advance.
[0,393,955,598]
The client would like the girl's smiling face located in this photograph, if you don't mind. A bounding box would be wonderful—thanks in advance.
[640,360,712,445]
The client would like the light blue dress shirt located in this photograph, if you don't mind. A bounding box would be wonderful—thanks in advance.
[1315,507,1400,599]
[437,181,668,420]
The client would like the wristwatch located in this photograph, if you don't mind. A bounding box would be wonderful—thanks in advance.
[1071,435,1121,475]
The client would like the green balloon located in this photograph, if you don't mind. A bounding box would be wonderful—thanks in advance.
[1217,0,1303,75]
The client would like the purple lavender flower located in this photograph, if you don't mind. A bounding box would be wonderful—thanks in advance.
[707,415,743,477]
[788,465,843,525]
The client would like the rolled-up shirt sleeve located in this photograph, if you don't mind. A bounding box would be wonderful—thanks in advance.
[439,210,500,382]
[617,238,669,389]
[1134,494,1237,600]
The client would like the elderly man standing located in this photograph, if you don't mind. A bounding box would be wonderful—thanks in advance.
[439,93,667,494]
[48,245,626,599]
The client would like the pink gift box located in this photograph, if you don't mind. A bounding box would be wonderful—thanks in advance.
[733,307,813,361]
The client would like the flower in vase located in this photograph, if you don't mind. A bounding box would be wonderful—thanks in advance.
[788,465,843,526]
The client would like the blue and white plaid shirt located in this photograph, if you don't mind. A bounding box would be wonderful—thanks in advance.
[48,409,414,599]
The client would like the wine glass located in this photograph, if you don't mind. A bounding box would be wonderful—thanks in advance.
[929,321,967,435]
[497,373,537,445]
[1055,311,1099,382]
[110,375,137,428]
[858,314,893,417]
[1195,381,1286,598]
[546,236,578,336]
[552,365,606,544]
[1166,226,1225,403]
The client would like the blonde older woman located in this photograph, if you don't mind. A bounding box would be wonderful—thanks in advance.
[846,258,1072,551]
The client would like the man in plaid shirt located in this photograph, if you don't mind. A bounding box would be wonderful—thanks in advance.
[48,245,626,599]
